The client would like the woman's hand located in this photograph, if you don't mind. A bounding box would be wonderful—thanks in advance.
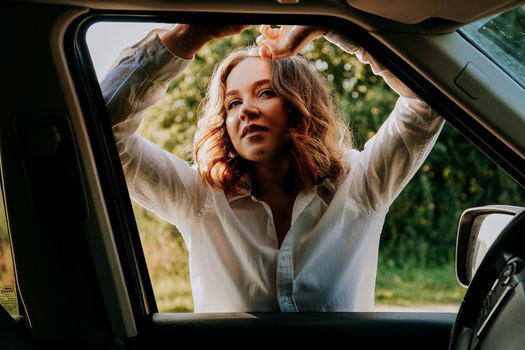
[160,24,250,59]
[256,25,328,61]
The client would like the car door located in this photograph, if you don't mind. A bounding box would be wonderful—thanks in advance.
[3,0,524,349]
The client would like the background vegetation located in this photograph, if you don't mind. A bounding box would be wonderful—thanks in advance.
[128,23,524,311]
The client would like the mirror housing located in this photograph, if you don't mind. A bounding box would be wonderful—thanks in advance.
[456,205,522,287]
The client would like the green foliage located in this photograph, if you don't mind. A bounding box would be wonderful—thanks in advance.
[382,123,525,268]
[133,203,193,311]
[132,26,525,311]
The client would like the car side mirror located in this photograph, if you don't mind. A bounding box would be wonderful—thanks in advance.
[456,205,522,287]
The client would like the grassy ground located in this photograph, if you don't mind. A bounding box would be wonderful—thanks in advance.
[375,263,465,306]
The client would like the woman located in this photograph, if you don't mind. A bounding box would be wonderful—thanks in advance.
[102,24,444,312]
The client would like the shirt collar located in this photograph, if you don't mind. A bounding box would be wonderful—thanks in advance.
[226,177,336,205]
[316,178,336,206]
[227,191,252,203]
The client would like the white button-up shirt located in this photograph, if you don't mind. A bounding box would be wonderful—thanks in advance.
[101,30,444,312]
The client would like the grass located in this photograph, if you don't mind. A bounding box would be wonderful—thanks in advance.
[375,262,466,306]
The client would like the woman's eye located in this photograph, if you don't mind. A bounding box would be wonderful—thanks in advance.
[227,100,241,110]
[258,89,276,97]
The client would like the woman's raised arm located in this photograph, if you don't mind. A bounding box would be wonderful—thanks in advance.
[100,24,248,226]
[256,25,445,210]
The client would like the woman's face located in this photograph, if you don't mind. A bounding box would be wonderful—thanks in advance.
[224,57,290,164]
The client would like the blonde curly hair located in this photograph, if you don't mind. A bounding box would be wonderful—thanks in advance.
[194,47,352,194]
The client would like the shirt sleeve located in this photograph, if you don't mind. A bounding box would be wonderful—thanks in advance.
[323,29,445,210]
[100,31,208,227]
[348,97,445,211]
[323,29,419,99]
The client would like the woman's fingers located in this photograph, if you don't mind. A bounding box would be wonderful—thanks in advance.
[258,45,273,60]
[257,25,326,60]
[256,35,280,60]
[257,25,295,60]
[255,34,265,47]
[259,24,282,39]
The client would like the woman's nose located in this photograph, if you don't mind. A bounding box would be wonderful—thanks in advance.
[239,99,259,121]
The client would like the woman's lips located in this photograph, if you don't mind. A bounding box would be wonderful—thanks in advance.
[241,124,269,138]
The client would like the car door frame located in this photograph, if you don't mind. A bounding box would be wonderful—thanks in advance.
[6,1,525,348]
[67,9,460,348]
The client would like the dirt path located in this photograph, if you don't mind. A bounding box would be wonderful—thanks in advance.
[374,304,459,313]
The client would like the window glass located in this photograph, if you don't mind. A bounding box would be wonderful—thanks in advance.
[460,5,525,88]
[87,21,524,313]
[0,178,19,317]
